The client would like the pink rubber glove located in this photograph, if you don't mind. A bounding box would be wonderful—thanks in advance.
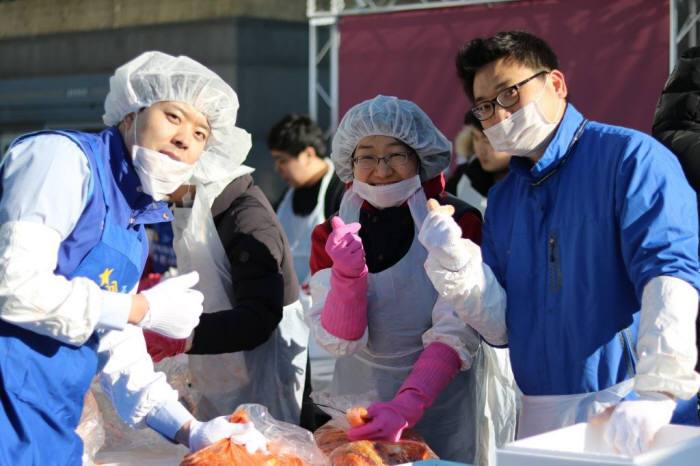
[347,342,461,442]
[143,330,187,363]
[320,216,368,340]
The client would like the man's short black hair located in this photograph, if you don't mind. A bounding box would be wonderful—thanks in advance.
[456,30,559,102]
[267,113,327,158]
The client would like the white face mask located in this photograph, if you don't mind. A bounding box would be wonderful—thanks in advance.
[352,174,422,209]
[483,75,563,157]
[131,114,194,201]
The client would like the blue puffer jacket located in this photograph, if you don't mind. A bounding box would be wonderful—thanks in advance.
[482,104,699,397]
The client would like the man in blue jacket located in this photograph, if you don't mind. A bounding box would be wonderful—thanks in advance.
[418,30,700,456]
[0,51,266,465]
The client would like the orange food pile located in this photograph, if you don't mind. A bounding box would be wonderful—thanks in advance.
[180,411,306,466]
[313,406,438,465]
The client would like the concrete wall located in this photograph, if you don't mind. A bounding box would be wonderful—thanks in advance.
[0,14,312,201]
[0,0,305,38]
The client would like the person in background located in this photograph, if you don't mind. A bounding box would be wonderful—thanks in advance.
[0,51,267,464]
[268,114,344,295]
[308,95,516,463]
[652,46,700,419]
[147,222,179,275]
[143,118,313,428]
[138,222,179,291]
[446,112,511,216]
[267,114,345,414]
[419,30,700,456]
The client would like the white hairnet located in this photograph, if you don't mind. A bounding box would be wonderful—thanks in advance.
[103,51,251,185]
[331,95,452,183]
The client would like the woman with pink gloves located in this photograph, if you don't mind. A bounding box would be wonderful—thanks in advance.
[306,95,493,463]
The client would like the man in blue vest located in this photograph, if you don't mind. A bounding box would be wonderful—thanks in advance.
[419,30,700,456]
[0,51,266,465]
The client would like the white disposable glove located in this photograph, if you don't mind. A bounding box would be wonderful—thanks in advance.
[603,392,676,456]
[418,200,508,346]
[418,207,470,271]
[138,271,203,339]
[188,416,269,454]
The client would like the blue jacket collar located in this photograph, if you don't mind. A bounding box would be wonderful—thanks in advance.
[509,103,586,183]
[104,126,172,225]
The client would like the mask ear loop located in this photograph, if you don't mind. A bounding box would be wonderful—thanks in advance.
[132,113,139,147]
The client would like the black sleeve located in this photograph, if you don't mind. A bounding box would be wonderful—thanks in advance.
[323,173,346,220]
[188,199,286,355]
[652,46,700,192]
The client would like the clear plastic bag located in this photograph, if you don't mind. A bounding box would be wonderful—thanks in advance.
[92,353,201,454]
[181,403,326,466]
[236,403,326,465]
[472,344,519,466]
[75,389,105,466]
[309,391,380,431]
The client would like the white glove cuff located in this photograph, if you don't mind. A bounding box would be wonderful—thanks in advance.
[307,268,368,356]
[425,253,508,346]
[635,276,700,399]
[145,398,194,442]
[135,307,152,328]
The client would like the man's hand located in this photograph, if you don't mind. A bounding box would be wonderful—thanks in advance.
[418,199,468,271]
[136,271,203,338]
[187,416,269,454]
[603,393,676,455]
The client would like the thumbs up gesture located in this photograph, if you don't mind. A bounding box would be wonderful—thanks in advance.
[325,216,367,278]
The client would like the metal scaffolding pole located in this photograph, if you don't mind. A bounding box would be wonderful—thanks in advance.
[306,0,517,135]
[672,0,700,70]
[309,0,691,130]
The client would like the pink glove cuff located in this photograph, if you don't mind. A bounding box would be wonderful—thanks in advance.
[321,269,368,340]
[346,344,461,441]
[393,342,461,427]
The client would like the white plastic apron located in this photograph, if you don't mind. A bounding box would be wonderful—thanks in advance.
[330,189,480,463]
[172,183,309,424]
[517,378,635,439]
[276,162,336,393]
[276,161,334,291]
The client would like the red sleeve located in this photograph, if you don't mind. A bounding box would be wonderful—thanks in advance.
[457,210,482,245]
[310,218,333,274]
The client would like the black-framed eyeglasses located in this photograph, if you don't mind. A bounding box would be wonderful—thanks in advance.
[352,152,411,170]
[470,70,549,121]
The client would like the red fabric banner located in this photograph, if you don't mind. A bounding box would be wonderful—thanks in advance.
[338,0,669,147]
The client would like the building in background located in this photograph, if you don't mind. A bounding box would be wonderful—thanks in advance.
[0,0,320,202]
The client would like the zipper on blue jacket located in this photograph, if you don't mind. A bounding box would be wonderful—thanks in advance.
[549,231,562,292]
[618,327,637,379]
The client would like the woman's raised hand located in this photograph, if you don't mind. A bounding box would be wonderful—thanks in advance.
[325,216,367,278]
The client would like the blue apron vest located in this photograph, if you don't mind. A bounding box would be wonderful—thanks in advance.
[0,128,170,465]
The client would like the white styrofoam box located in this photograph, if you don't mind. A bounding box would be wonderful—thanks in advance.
[497,422,700,466]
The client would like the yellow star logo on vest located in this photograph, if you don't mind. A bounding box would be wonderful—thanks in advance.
[99,267,119,292]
